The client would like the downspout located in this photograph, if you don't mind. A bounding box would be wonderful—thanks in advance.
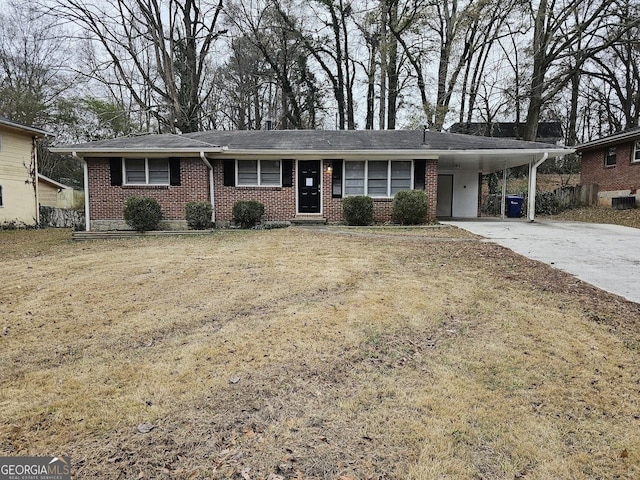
[72,152,90,232]
[33,137,40,225]
[500,161,507,219]
[527,152,548,222]
[200,152,215,225]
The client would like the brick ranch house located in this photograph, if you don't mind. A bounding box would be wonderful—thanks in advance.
[576,128,640,207]
[51,130,571,231]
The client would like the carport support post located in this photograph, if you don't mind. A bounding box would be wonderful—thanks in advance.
[527,152,548,222]
[500,162,507,219]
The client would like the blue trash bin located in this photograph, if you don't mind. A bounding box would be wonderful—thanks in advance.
[506,195,524,218]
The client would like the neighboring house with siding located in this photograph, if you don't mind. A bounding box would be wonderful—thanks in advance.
[37,174,70,207]
[37,174,83,210]
[51,130,571,231]
[0,118,49,226]
[576,128,640,207]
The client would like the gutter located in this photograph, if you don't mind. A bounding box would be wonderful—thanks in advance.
[200,151,215,225]
[72,151,90,232]
[527,152,549,222]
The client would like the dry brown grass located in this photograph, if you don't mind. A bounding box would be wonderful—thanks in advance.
[1,227,639,479]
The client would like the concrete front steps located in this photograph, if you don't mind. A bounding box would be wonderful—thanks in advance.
[289,215,327,226]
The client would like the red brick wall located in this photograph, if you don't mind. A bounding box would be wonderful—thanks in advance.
[87,157,210,221]
[88,156,440,226]
[212,159,296,222]
[426,160,438,222]
[581,141,640,192]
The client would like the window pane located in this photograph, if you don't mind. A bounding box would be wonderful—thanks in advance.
[125,159,145,183]
[148,159,169,184]
[260,160,280,186]
[368,160,388,196]
[635,142,640,162]
[238,160,258,185]
[344,161,365,195]
[391,161,412,195]
[606,147,616,166]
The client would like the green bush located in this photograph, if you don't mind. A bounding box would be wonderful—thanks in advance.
[392,190,429,225]
[123,196,163,231]
[343,196,374,225]
[535,191,561,215]
[232,200,265,228]
[185,201,213,230]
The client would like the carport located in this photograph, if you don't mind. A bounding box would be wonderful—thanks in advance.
[437,147,572,221]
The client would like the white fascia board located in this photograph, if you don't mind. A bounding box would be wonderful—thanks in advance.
[49,147,225,157]
[577,131,640,150]
[211,147,572,159]
[213,149,439,159]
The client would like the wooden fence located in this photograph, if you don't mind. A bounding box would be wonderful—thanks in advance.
[553,184,598,209]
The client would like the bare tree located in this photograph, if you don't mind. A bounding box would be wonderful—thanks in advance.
[522,0,638,140]
[47,0,226,133]
[224,0,323,129]
[0,2,76,126]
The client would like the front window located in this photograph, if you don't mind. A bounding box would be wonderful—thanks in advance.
[0,185,3,207]
[633,141,640,163]
[237,160,281,186]
[605,147,617,167]
[124,158,169,185]
[344,160,412,197]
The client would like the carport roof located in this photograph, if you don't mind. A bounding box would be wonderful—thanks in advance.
[51,129,573,172]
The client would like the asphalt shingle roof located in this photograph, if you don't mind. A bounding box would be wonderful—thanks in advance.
[55,129,566,153]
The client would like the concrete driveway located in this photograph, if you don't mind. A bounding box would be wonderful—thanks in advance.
[444,219,640,304]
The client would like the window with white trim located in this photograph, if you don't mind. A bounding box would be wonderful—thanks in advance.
[344,160,412,197]
[237,159,281,186]
[633,141,640,163]
[124,158,170,185]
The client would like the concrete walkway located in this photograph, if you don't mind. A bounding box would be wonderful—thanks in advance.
[444,219,640,304]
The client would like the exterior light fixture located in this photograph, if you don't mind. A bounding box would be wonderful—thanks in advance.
[326,164,333,174]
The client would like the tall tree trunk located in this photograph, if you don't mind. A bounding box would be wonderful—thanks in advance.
[523,0,548,141]
[378,0,387,130]
[386,0,399,130]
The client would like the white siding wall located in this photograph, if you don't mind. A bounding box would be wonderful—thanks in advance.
[0,130,38,224]
[439,170,479,218]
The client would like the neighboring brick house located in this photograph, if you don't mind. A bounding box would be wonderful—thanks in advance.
[51,130,570,231]
[0,117,50,226]
[576,128,640,207]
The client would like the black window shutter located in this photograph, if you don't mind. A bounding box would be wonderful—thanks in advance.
[109,158,122,186]
[282,159,293,187]
[169,157,181,186]
[223,159,235,186]
[332,159,343,198]
[414,159,426,190]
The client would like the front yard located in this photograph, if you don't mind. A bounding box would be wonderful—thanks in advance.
[1,227,639,479]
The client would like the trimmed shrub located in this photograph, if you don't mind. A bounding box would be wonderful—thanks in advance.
[232,200,265,228]
[535,191,561,215]
[253,221,291,230]
[123,196,163,231]
[392,190,429,225]
[185,200,213,230]
[343,195,374,225]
